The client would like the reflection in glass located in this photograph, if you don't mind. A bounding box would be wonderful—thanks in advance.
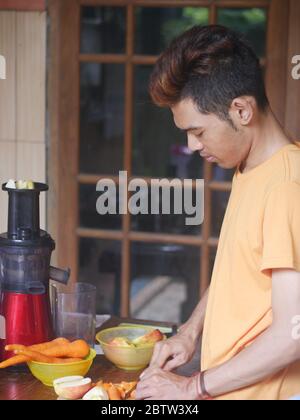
[133,65,204,179]
[79,239,122,315]
[79,184,122,231]
[135,7,209,55]
[212,165,235,182]
[80,63,125,174]
[209,247,217,281]
[80,6,126,54]
[217,8,267,58]
[211,191,231,237]
[131,186,202,236]
[130,242,200,323]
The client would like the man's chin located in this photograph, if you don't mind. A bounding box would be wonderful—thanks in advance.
[216,161,237,170]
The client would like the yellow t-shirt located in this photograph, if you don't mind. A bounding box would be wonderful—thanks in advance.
[202,142,300,400]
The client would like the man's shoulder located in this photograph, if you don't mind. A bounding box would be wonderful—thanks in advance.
[268,142,300,186]
[282,141,300,182]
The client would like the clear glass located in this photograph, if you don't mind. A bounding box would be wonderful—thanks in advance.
[80,6,126,54]
[217,8,267,58]
[133,65,204,179]
[211,191,231,237]
[130,242,200,323]
[51,283,96,347]
[78,239,122,316]
[210,247,218,281]
[130,186,202,236]
[80,63,125,174]
[212,165,235,182]
[79,183,122,230]
[135,7,209,55]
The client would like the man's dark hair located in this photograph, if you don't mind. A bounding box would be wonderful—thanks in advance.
[149,25,269,125]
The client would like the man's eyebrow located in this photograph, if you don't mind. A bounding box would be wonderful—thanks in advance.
[179,126,203,133]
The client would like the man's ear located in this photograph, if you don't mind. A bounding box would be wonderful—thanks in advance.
[229,96,255,127]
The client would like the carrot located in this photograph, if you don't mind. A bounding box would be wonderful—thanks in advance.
[115,385,126,399]
[0,354,31,369]
[0,338,70,369]
[37,340,90,359]
[5,337,69,353]
[101,382,112,392]
[107,385,122,400]
[14,349,82,364]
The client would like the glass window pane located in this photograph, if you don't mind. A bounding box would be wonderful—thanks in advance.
[79,184,122,230]
[79,239,122,315]
[210,247,217,280]
[217,8,267,58]
[80,63,125,174]
[135,7,209,55]
[130,242,200,323]
[133,65,204,179]
[80,6,126,54]
[130,186,202,236]
[211,191,231,237]
[212,165,235,182]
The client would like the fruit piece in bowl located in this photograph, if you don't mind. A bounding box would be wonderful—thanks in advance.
[108,337,134,348]
[132,329,164,346]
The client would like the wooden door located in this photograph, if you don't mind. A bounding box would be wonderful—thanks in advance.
[48,0,292,322]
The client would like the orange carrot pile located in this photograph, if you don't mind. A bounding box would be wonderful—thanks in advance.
[0,338,90,368]
[97,380,137,400]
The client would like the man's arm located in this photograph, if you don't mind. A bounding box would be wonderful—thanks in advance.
[149,287,210,370]
[137,269,300,400]
[179,286,210,338]
[204,269,300,397]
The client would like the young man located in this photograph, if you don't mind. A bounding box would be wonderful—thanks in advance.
[136,25,300,400]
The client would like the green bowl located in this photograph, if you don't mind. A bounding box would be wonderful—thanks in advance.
[27,349,97,387]
[96,326,165,371]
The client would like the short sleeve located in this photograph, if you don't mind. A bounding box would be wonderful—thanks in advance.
[261,182,300,275]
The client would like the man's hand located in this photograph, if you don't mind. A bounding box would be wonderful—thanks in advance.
[150,327,199,371]
[136,367,199,400]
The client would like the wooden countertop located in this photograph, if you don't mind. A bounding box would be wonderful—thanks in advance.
[0,316,179,400]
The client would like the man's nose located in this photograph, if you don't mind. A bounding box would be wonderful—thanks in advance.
[187,134,204,152]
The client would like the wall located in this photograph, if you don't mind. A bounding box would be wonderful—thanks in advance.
[0,10,47,233]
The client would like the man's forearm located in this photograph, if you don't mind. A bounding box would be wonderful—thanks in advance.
[180,287,210,340]
[204,325,299,398]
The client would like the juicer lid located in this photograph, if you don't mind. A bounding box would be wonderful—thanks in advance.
[0,230,55,248]
[1,181,52,245]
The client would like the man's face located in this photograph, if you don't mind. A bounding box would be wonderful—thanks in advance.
[171,98,248,169]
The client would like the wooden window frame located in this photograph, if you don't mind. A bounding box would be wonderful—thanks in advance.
[0,0,46,10]
[48,0,290,317]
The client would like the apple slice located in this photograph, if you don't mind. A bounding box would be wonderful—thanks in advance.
[132,329,164,346]
[82,385,109,400]
[109,337,134,347]
[53,376,92,400]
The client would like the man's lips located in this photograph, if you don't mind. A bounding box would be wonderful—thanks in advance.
[200,153,216,162]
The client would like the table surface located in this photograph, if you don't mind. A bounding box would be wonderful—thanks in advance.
[0,317,182,400]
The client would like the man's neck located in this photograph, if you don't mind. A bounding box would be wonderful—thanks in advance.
[239,108,293,174]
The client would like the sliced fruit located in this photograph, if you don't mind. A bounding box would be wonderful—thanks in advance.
[132,329,164,346]
[82,385,109,400]
[53,376,92,400]
[108,337,134,347]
